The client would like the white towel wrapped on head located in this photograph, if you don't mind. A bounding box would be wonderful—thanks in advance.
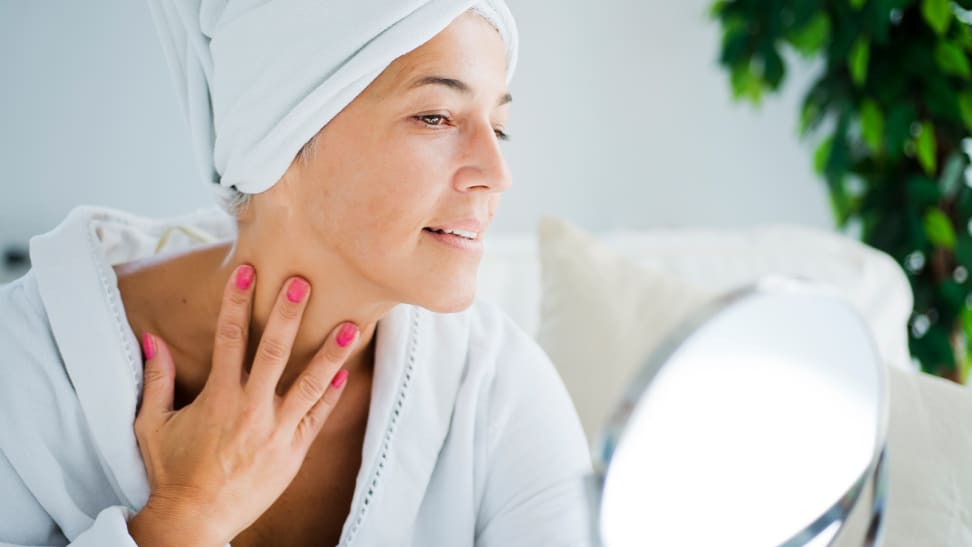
[147,0,518,194]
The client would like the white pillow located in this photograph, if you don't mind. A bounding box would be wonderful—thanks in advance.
[538,218,914,366]
[536,217,717,445]
[883,367,972,546]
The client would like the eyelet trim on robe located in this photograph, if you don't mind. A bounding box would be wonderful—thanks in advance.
[91,217,218,399]
[87,218,142,407]
[85,216,144,509]
[342,305,422,546]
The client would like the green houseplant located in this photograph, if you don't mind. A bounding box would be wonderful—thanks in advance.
[712,0,972,381]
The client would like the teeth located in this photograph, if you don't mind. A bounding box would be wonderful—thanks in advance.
[446,229,478,239]
[427,227,478,240]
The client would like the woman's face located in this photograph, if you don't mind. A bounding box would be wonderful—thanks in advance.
[251,11,512,313]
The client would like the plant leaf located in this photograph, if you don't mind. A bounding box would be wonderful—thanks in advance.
[850,0,867,9]
[940,279,965,317]
[849,38,871,86]
[959,92,972,131]
[935,42,972,79]
[907,176,942,208]
[885,103,916,159]
[762,46,786,89]
[787,13,831,57]
[963,308,972,381]
[955,237,972,269]
[731,62,763,104]
[814,136,834,175]
[860,99,884,153]
[922,0,953,35]
[924,208,957,250]
[800,98,823,135]
[917,121,938,175]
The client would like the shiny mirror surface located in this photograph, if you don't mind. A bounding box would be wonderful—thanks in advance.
[595,277,888,547]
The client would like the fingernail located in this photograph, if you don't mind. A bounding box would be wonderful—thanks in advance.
[236,265,254,290]
[287,278,309,303]
[142,332,157,361]
[331,369,349,389]
[336,322,358,348]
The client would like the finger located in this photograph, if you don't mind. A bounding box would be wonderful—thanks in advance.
[294,368,349,447]
[244,277,311,400]
[206,264,255,393]
[137,333,175,419]
[279,321,358,435]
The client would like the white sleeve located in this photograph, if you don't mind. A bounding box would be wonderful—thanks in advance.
[474,333,596,547]
[46,507,137,547]
[0,448,137,547]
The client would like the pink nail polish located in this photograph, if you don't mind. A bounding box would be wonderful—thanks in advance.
[142,332,157,361]
[331,369,349,389]
[235,265,254,290]
[287,278,309,303]
[336,322,358,347]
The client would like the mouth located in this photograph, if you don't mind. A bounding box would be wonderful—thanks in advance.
[422,226,484,252]
[422,227,480,241]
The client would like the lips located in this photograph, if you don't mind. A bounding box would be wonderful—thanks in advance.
[422,226,484,252]
[422,218,488,242]
[424,218,487,235]
[423,227,478,240]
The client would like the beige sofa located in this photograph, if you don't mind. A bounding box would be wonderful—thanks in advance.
[477,218,972,547]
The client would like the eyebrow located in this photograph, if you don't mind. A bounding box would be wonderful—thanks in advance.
[408,75,513,106]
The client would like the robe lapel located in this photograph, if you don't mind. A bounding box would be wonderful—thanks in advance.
[30,207,151,510]
[340,303,470,546]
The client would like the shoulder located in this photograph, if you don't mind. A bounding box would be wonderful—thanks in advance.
[0,272,132,519]
[434,302,594,544]
[459,296,547,366]
[0,271,81,435]
[430,297,587,453]
[0,272,62,377]
[426,296,569,395]
[423,298,562,400]
[415,296,544,379]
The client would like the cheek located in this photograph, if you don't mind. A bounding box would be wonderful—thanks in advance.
[322,178,436,258]
[300,126,459,254]
[357,142,454,229]
[355,189,437,247]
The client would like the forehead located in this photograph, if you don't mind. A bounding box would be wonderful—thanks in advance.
[366,12,508,98]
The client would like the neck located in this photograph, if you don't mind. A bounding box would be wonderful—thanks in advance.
[221,233,399,392]
[127,235,397,401]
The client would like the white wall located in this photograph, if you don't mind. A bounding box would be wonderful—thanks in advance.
[501,0,831,232]
[0,0,833,255]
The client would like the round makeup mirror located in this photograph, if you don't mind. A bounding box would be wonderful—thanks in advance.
[590,276,889,547]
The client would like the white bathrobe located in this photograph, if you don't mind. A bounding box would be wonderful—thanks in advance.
[0,206,594,546]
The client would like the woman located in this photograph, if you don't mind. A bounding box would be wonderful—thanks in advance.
[0,1,592,546]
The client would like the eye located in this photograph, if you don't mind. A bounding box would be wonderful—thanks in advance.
[416,114,450,127]
[415,114,511,141]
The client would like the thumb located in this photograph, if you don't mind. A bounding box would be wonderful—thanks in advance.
[140,332,175,416]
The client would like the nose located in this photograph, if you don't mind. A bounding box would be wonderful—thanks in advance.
[453,119,512,194]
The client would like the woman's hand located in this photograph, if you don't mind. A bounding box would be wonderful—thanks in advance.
[127,265,358,547]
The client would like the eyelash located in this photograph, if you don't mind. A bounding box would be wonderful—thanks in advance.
[415,114,510,141]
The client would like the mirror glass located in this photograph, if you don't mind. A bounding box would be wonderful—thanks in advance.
[595,277,888,547]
